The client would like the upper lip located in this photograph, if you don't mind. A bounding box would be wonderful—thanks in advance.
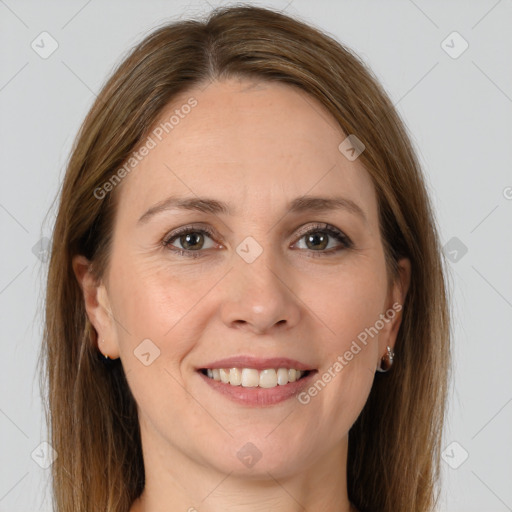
[198,356,315,372]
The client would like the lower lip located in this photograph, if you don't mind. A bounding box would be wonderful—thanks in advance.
[197,370,318,407]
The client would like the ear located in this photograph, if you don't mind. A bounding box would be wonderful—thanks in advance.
[378,257,411,357]
[72,255,120,359]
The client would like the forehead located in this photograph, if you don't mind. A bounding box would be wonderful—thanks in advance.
[115,78,377,222]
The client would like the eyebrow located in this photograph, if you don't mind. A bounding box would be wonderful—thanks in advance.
[137,194,367,224]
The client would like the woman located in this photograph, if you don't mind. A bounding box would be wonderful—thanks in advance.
[40,5,451,511]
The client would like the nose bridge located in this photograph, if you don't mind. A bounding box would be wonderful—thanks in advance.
[238,242,283,299]
[220,236,300,333]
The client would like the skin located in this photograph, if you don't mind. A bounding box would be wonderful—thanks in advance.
[73,78,410,512]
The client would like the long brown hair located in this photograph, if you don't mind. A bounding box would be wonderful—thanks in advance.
[39,5,451,511]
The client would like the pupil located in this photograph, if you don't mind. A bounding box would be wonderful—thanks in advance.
[306,233,327,250]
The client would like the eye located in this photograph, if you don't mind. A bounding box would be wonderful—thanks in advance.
[162,222,353,259]
[162,226,218,258]
[292,223,353,255]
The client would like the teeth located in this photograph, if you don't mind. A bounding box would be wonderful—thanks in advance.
[229,368,242,386]
[219,368,230,384]
[203,367,306,387]
[277,368,289,385]
[241,368,259,387]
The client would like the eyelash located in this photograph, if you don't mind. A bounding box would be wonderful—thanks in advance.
[162,223,353,259]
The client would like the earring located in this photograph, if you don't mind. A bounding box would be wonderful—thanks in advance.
[376,345,394,372]
[100,338,109,359]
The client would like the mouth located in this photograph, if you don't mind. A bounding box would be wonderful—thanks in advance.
[198,367,313,388]
[197,367,318,407]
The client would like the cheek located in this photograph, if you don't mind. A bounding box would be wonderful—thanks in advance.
[109,252,204,336]
[305,257,387,407]
[105,259,177,377]
[108,259,203,427]
[296,272,384,437]
[107,254,226,388]
[310,261,388,348]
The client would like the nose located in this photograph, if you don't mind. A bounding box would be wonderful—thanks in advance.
[219,250,301,335]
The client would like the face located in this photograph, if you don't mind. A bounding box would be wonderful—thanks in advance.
[75,78,409,483]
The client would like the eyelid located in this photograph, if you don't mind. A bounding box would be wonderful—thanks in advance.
[162,223,217,244]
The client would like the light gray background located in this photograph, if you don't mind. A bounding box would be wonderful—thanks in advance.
[1,1,511,511]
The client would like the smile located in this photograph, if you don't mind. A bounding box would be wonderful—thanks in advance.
[197,367,318,407]
[200,367,311,388]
